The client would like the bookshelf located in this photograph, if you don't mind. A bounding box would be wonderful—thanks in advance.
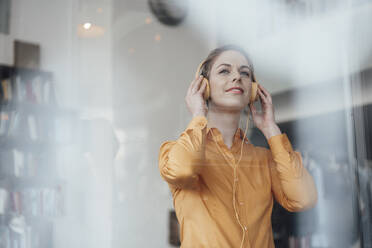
[0,64,74,248]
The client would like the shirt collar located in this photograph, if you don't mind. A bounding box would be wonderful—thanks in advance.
[206,126,250,150]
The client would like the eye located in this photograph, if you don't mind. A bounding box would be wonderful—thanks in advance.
[241,71,250,76]
[219,69,229,74]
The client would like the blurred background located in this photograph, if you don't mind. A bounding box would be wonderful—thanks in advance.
[0,0,371,247]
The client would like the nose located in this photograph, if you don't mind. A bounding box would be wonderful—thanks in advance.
[232,69,241,83]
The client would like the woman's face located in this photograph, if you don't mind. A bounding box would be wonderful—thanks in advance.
[208,50,253,112]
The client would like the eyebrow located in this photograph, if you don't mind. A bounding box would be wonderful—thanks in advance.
[217,63,251,71]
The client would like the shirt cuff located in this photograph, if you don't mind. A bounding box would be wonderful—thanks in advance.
[186,115,208,130]
[267,133,294,155]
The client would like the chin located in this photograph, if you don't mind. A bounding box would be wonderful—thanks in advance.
[214,100,246,111]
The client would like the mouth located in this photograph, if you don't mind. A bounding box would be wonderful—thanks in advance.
[226,87,244,94]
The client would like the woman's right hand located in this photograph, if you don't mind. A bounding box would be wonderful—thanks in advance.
[185,75,208,117]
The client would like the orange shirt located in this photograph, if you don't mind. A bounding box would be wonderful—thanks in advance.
[158,116,318,248]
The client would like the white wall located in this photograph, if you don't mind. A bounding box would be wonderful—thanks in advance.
[0,1,114,248]
[0,0,76,107]
[0,0,114,110]
[111,1,217,247]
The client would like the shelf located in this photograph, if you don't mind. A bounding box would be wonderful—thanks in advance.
[25,214,61,224]
[0,175,66,189]
[0,101,69,115]
[0,64,52,79]
[0,212,63,225]
[0,63,68,246]
[0,135,58,152]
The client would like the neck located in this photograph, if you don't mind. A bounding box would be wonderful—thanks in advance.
[207,105,241,148]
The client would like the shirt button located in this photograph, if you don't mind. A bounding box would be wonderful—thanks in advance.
[239,201,244,205]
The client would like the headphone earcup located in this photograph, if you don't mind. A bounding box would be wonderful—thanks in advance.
[203,78,210,100]
[250,82,259,104]
[195,60,210,101]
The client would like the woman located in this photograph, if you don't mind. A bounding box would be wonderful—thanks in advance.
[158,45,317,248]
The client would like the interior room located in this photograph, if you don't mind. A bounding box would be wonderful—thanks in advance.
[0,0,372,247]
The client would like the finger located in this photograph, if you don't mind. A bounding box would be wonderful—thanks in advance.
[187,78,196,94]
[193,75,204,93]
[258,85,272,103]
[258,85,268,97]
[191,75,203,92]
[260,88,273,106]
[249,103,256,116]
[188,75,202,94]
[258,88,268,104]
[190,76,200,89]
[195,71,200,80]
[198,79,207,93]
[187,82,192,95]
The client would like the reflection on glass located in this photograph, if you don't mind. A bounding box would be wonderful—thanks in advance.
[0,0,371,247]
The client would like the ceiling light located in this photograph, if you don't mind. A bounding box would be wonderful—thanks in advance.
[77,24,105,38]
[83,22,92,30]
[145,17,152,24]
[154,34,161,42]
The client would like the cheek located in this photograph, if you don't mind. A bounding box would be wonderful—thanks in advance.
[209,78,225,95]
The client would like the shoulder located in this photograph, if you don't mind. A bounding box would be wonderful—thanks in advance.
[159,140,176,154]
[160,140,175,149]
[246,143,272,163]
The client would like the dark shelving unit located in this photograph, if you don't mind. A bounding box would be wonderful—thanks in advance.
[0,64,75,248]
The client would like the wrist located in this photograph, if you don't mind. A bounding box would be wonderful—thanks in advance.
[192,110,207,118]
[262,124,281,140]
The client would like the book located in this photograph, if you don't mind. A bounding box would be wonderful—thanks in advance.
[13,150,25,178]
[0,226,11,248]
[32,77,42,104]
[27,115,37,141]
[0,112,10,135]
[7,111,21,137]
[43,81,51,104]
[1,79,12,101]
[14,76,25,101]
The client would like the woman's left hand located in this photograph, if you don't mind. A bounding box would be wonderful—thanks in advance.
[249,84,282,140]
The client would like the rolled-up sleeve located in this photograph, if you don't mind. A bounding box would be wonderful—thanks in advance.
[268,133,318,212]
[158,116,208,189]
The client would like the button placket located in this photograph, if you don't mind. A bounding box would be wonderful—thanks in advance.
[235,174,247,230]
[210,128,249,243]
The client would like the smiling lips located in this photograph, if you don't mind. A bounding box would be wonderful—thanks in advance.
[226,87,244,94]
